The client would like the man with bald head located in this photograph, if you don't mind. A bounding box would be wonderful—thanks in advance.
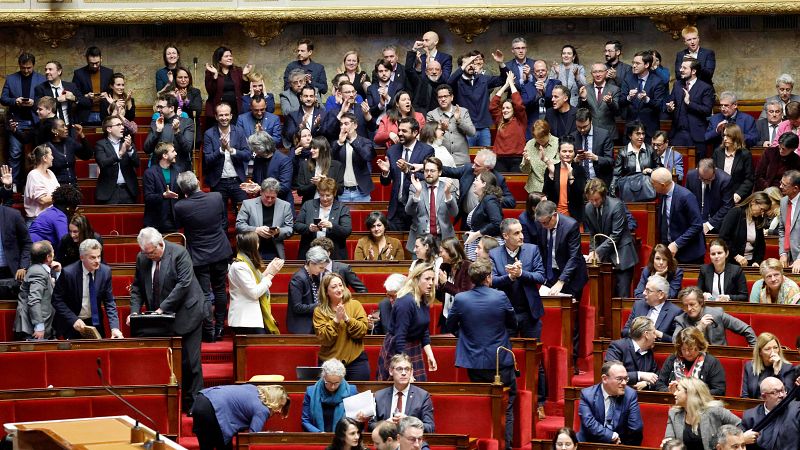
[652,167,706,263]
[741,376,799,450]
[412,31,452,80]
[521,60,562,124]
[405,52,445,114]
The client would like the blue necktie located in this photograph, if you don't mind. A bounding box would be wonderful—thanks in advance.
[545,230,555,281]
[89,272,100,327]
[638,78,645,92]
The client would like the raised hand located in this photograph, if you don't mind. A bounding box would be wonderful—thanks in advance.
[491,50,504,63]
[155,115,165,132]
[1,165,12,187]
[376,157,390,173]
[205,63,217,76]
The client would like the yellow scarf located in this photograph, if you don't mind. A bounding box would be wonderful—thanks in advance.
[236,253,280,334]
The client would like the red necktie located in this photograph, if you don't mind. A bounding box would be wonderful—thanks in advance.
[396,391,404,413]
[596,85,603,103]
[786,201,793,253]
[429,185,437,235]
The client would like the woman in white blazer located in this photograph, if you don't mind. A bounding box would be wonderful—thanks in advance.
[228,232,283,334]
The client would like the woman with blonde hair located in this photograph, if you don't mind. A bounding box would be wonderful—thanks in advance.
[741,332,795,398]
[337,50,370,98]
[762,186,782,235]
[377,263,438,381]
[749,258,800,304]
[228,232,283,335]
[314,273,370,380]
[521,119,559,193]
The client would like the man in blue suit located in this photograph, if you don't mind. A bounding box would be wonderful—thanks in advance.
[665,59,714,158]
[448,257,517,450]
[52,239,122,339]
[203,102,251,216]
[367,353,435,434]
[246,130,293,204]
[282,84,325,149]
[236,95,282,148]
[673,26,715,85]
[741,376,800,450]
[685,159,734,235]
[520,60,562,130]
[605,317,658,391]
[704,91,760,149]
[1,53,46,189]
[577,360,643,445]
[622,275,682,343]
[366,59,402,120]
[413,31,453,81]
[619,51,666,142]
[320,81,374,142]
[377,117,434,231]
[652,167,706,264]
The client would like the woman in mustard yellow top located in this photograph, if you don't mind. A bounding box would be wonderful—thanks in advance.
[313,273,370,380]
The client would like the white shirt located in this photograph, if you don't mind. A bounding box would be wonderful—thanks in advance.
[50,82,71,125]
[390,384,411,415]
[549,215,560,270]
[711,271,725,298]
[647,302,663,325]
[79,265,94,320]
[343,140,357,187]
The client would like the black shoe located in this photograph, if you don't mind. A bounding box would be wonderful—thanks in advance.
[214,327,224,341]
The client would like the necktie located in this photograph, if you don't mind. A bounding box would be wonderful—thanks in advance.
[545,229,555,280]
[596,206,602,228]
[701,184,708,220]
[605,397,615,428]
[88,272,100,326]
[638,78,645,92]
[52,86,65,121]
[400,148,411,201]
[429,184,437,235]
[596,85,603,103]
[396,391,404,414]
[770,125,777,143]
[786,201,793,253]
[661,195,670,243]
[151,260,161,310]
[583,135,593,176]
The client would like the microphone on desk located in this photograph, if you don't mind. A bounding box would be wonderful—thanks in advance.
[494,346,521,386]
[590,233,619,266]
[96,357,166,448]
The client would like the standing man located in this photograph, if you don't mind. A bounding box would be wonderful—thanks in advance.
[620,51,666,142]
[545,85,576,138]
[405,51,446,115]
[603,41,632,88]
[95,115,138,204]
[426,84,475,167]
[235,178,294,260]
[501,38,535,87]
[576,360,643,445]
[371,45,406,90]
[664,58,714,158]
[368,353,435,433]
[143,142,181,233]
[521,60,562,124]
[449,52,505,147]
[236,95,282,147]
[704,91,760,149]
[652,167,706,264]
[144,93,195,172]
[34,61,80,128]
[203,103,251,217]
[72,46,113,126]
[571,108,614,188]
[685,159,734,235]
[14,241,59,340]
[673,26,715,85]
[584,179,638,298]
[52,239,122,339]
[413,31,452,81]
[366,59,403,120]
[128,227,205,411]
[283,38,328,95]
[447,257,518,450]
[778,169,800,273]
[283,84,325,149]
[332,112,376,202]
[578,63,620,141]
[175,171,232,343]
[405,157,458,253]
[1,52,45,190]
[279,68,309,119]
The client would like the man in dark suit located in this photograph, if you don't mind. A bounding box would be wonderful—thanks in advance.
[128,227,205,410]
[0,183,31,284]
[572,108,614,187]
[578,63,620,141]
[704,91,760,149]
[14,241,58,340]
[584,179,638,298]
[673,26,715,85]
[203,102,251,216]
[369,45,406,92]
[71,46,113,125]
[448,258,517,450]
[287,246,330,334]
[652,132,685,182]
[332,112,376,202]
[405,51,446,115]
[95,115,139,204]
[652,168,706,264]
[52,239,122,339]
[246,131,293,204]
[519,60,562,131]
[175,171,233,343]
[34,61,81,128]
[320,81,373,142]
[622,275,682,343]
[665,58,714,158]
[1,52,46,189]
[741,376,800,450]
[236,95,282,148]
[685,159,734,235]
[757,99,785,147]
[143,142,181,233]
[620,51,666,142]
[368,353,435,433]
[309,237,367,293]
[604,41,632,88]
[366,59,402,120]
[283,38,328,95]
[282,84,325,149]
[413,31,452,81]
[448,52,505,147]
[144,93,195,172]
[605,317,658,391]
[545,85,577,139]
[502,38,535,88]
[577,360,643,445]
[377,117,434,231]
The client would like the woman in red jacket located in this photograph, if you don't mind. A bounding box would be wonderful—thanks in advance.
[204,46,252,129]
[490,71,527,172]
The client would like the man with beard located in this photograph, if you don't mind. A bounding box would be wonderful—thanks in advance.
[321,81,373,142]
[425,84,474,167]
[521,59,562,129]
[282,84,325,148]
[448,52,505,147]
[144,93,195,171]
[371,45,406,91]
[332,112,376,202]
[283,38,327,95]
[405,157,457,253]
[603,40,632,88]
[367,59,402,119]
[203,102,250,216]
[665,58,714,158]
[34,61,80,129]
[405,53,445,115]
[143,142,182,233]
[545,85,576,138]
[72,46,113,125]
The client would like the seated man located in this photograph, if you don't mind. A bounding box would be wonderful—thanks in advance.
[771,100,800,147]
[622,275,681,343]
[52,239,122,339]
[711,424,757,450]
[310,237,367,293]
[577,360,643,445]
[14,240,60,340]
[368,353,434,433]
[758,99,785,147]
[705,91,760,149]
[605,316,658,391]
[741,376,800,450]
[652,131,684,182]
[673,286,756,346]
[235,178,294,260]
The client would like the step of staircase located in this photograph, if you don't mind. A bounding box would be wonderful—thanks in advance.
[202,362,234,387]
[201,339,233,364]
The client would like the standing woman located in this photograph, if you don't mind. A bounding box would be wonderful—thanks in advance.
[24,144,60,222]
[205,46,252,128]
[294,136,344,204]
[696,239,748,302]
[45,119,92,186]
[228,232,282,335]
[463,171,505,260]
[542,136,586,223]
[192,384,289,450]
[718,192,769,267]
[100,73,137,134]
[548,45,586,107]
[337,51,371,99]
[610,121,660,199]
[156,45,181,92]
[741,332,795,398]
[56,213,102,267]
[353,212,404,261]
[377,263,438,381]
[521,120,559,194]
[711,123,754,204]
[291,128,313,181]
[490,71,527,172]
[436,237,473,333]
[314,273,370,380]
[374,91,425,147]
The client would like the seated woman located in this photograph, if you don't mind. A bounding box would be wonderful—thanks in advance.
[353,211,404,261]
[436,237,473,333]
[610,121,660,200]
[44,119,92,186]
[654,326,726,396]
[56,213,103,267]
[294,136,344,204]
[634,244,684,299]
[326,417,367,450]
[192,384,289,450]
[29,184,82,254]
[24,144,60,221]
[313,273,370,381]
[741,332,795,399]
[696,239,748,302]
[551,427,578,450]
[664,379,746,450]
[718,192,769,267]
[301,359,358,432]
[99,73,137,134]
[489,71,527,172]
[409,233,442,275]
[463,171,504,260]
[542,135,586,223]
[373,90,425,147]
[295,178,352,261]
[228,232,282,335]
[749,258,800,304]
[762,186,782,236]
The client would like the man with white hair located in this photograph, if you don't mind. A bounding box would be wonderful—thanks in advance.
[760,74,800,119]
[128,227,205,411]
[622,274,681,343]
[371,273,407,335]
[705,91,760,148]
[52,238,122,339]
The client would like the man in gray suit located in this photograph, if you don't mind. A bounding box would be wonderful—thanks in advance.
[235,177,294,260]
[778,170,800,273]
[128,227,205,410]
[405,157,458,253]
[673,286,756,346]
[425,85,475,166]
[760,74,800,120]
[14,241,60,340]
[578,63,620,140]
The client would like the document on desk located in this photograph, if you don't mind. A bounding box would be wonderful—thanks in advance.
[344,390,376,419]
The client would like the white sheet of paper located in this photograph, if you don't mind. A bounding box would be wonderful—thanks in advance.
[343,390,376,419]
[539,284,572,297]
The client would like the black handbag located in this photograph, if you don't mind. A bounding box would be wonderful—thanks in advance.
[617,172,656,202]
[130,312,176,337]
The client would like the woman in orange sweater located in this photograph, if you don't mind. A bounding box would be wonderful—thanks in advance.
[490,71,527,172]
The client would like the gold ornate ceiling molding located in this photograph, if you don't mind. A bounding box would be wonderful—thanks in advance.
[33,22,79,48]
[650,15,697,40]
[446,18,491,43]
[241,20,286,46]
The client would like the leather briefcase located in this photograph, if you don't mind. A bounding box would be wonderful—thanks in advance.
[130,312,176,337]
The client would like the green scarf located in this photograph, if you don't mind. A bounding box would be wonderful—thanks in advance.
[236,253,280,334]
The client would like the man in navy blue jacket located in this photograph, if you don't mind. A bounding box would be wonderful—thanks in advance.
[665,59,715,158]
[704,91,760,149]
[203,103,251,216]
[652,167,706,264]
[448,51,505,147]
[236,95,282,148]
[332,112,376,202]
[619,51,666,142]
[577,360,643,445]
[673,26,715,85]
[684,159,734,235]
[283,38,327,95]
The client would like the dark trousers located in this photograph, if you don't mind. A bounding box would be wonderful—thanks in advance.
[213,177,247,218]
[494,156,522,173]
[98,184,135,204]
[192,393,232,450]
[508,312,546,405]
[387,208,412,232]
[614,267,635,298]
[195,260,230,337]
[182,322,204,410]
[332,351,370,381]
[469,367,517,450]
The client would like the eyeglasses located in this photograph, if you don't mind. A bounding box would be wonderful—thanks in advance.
[392,366,413,373]
[764,388,786,396]
[611,376,629,383]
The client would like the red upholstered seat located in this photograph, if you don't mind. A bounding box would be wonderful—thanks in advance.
[112,276,134,297]
[750,314,799,347]
[47,351,110,387]
[0,353,47,389]
[244,347,318,381]
[263,392,305,432]
[717,357,745,397]
[0,308,18,343]
[639,403,671,447]
[431,395,498,450]
[629,208,652,246]
[14,397,93,423]
[108,348,172,386]
[284,241,300,261]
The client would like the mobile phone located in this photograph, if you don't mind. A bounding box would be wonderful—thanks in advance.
[576,148,586,154]
[313,218,322,225]
[269,226,279,233]
[21,97,31,103]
